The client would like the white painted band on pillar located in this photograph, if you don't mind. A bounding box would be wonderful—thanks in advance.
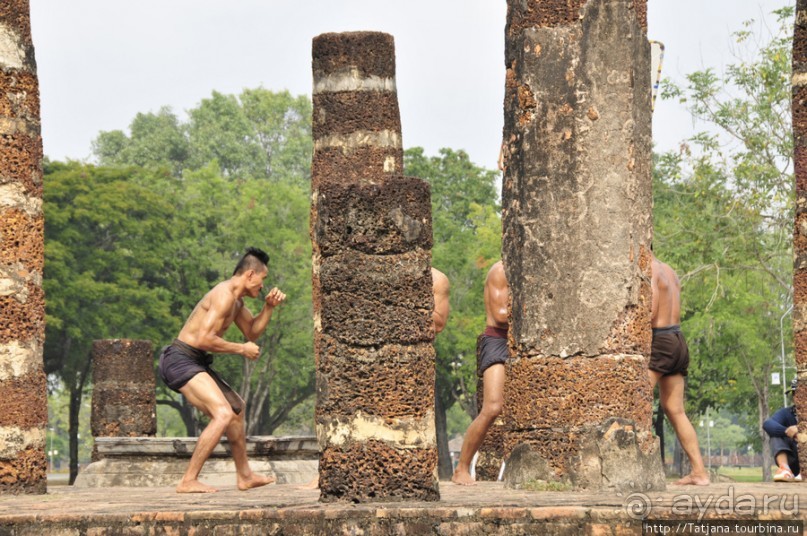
[314,70,396,94]
[0,426,46,458]
[0,340,43,381]
[314,130,402,152]
[793,72,807,88]
[317,410,436,450]
[0,183,42,216]
[0,24,25,70]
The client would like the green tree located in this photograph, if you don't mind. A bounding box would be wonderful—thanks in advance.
[655,6,794,480]
[43,161,176,483]
[93,107,189,177]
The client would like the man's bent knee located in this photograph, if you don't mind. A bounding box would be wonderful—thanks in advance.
[210,404,237,426]
[481,400,503,419]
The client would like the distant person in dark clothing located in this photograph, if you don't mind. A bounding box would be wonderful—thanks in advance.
[764,378,801,482]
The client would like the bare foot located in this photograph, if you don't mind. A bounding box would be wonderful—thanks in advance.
[298,476,319,490]
[176,479,218,493]
[674,473,710,486]
[451,470,476,486]
[237,473,276,491]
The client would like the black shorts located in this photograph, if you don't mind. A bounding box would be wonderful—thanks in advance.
[649,326,689,377]
[158,339,243,414]
[477,333,508,376]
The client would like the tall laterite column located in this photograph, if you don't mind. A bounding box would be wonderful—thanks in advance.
[793,0,807,470]
[0,0,48,494]
[311,32,439,502]
[498,0,664,491]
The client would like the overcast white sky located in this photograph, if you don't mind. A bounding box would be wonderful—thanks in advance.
[29,0,791,171]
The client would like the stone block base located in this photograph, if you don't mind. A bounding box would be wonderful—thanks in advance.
[74,436,319,487]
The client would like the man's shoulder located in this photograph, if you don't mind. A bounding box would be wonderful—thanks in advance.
[207,281,239,305]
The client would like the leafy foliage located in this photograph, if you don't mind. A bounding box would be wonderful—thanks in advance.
[655,7,794,479]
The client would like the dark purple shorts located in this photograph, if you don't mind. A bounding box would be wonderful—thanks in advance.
[158,339,243,414]
[477,327,509,376]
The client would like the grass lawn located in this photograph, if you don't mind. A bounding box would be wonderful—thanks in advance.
[717,466,763,483]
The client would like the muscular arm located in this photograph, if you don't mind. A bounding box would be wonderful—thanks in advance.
[234,287,285,341]
[193,292,251,356]
[432,268,450,334]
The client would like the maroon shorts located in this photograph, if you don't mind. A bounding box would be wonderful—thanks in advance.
[649,326,689,377]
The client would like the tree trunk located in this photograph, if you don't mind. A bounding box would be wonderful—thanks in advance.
[435,389,452,480]
[759,391,772,482]
[68,356,92,484]
[654,404,665,465]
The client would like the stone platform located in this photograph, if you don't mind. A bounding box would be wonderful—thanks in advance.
[1,481,805,535]
[75,436,319,488]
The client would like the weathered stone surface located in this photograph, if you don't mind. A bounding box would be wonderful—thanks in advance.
[312,146,403,185]
[0,369,46,428]
[319,441,438,502]
[319,294,432,347]
[312,31,437,502]
[0,426,44,460]
[500,0,660,491]
[90,340,156,454]
[0,446,46,494]
[505,355,652,430]
[0,281,43,344]
[502,420,663,492]
[75,436,319,487]
[313,92,402,139]
[0,71,39,121]
[0,0,46,495]
[502,3,652,357]
[501,444,556,489]
[795,0,807,473]
[313,178,433,256]
[504,0,646,36]
[316,335,435,420]
[92,339,155,382]
[0,133,43,197]
[316,411,435,451]
[312,32,396,80]
[318,251,431,306]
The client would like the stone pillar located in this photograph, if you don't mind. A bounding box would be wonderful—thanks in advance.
[311,32,439,502]
[498,0,664,491]
[794,0,807,470]
[90,340,156,461]
[0,0,47,494]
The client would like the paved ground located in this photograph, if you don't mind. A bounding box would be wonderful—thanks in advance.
[1,480,805,519]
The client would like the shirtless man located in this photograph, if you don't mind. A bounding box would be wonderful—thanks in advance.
[649,254,709,486]
[158,247,286,493]
[452,260,508,485]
